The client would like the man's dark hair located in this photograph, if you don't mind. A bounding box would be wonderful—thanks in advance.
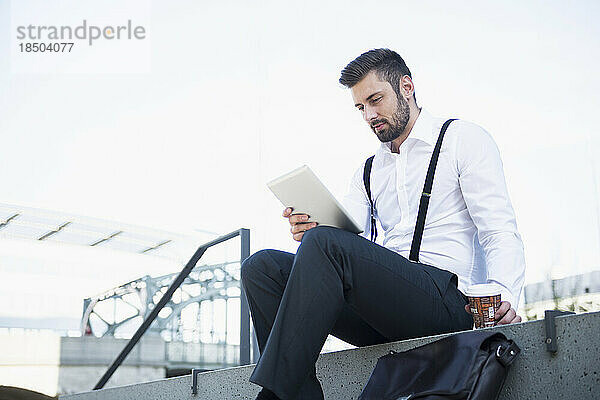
[339,48,415,101]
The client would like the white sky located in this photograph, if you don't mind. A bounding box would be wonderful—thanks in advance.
[1,0,600,323]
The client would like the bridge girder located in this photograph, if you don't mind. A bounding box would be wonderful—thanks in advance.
[81,261,242,341]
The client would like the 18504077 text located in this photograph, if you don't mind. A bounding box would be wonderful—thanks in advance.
[18,42,74,53]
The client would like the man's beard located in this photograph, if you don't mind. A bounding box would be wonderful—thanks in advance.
[371,95,410,143]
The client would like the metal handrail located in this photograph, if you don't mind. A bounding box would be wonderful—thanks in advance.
[93,228,251,390]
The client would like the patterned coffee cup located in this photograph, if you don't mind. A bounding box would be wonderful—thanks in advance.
[465,284,502,329]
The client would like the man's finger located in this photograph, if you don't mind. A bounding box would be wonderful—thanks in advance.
[464,304,472,315]
[282,207,293,217]
[289,214,310,225]
[497,308,516,325]
[291,222,317,235]
[515,315,522,323]
[494,301,511,320]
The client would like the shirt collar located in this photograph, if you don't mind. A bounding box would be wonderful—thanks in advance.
[407,108,435,146]
[378,108,435,155]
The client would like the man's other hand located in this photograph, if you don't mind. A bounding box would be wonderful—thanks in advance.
[464,301,522,325]
[283,207,318,242]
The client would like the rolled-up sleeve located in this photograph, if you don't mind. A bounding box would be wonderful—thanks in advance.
[456,122,526,309]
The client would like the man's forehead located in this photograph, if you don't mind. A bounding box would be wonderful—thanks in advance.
[351,71,392,102]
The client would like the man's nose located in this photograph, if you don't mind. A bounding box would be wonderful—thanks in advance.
[364,106,378,122]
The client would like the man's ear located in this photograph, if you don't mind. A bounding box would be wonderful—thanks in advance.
[399,75,415,99]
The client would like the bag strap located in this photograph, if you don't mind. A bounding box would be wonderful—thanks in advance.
[363,155,377,242]
[409,118,457,262]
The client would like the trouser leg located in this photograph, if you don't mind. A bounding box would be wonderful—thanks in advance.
[242,227,471,400]
[241,249,294,354]
[241,248,388,400]
[241,249,324,399]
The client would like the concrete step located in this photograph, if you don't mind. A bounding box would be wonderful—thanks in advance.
[61,311,600,400]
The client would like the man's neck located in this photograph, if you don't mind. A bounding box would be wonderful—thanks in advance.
[390,107,421,153]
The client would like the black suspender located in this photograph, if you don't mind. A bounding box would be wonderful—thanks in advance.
[363,155,377,242]
[362,119,457,262]
[409,118,456,261]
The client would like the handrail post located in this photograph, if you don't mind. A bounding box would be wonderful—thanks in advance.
[239,228,251,365]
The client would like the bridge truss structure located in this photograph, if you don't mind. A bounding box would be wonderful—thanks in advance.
[82,260,244,344]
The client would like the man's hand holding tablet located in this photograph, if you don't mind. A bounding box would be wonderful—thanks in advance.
[267,166,363,240]
[283,207,318,242]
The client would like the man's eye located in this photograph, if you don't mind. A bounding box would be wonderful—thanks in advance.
[357,107,364,112]
[372,97,381,103]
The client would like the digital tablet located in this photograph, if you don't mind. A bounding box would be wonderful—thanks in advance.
[267,165,363,234]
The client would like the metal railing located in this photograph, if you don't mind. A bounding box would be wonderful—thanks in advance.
[93,228,252,390]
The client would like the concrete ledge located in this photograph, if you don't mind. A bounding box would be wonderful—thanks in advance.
[61,311,600,399]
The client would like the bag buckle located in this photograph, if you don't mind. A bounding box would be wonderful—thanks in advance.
[495,341,520,367]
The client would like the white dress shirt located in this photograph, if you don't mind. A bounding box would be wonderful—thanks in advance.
[343,108,525,309]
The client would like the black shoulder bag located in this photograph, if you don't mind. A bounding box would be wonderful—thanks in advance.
[359,119,521,399]
[358,330,520,400]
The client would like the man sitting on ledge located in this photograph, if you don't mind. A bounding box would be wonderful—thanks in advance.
[241,48,525,400]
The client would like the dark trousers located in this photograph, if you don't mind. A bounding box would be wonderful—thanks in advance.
[241,226,473,400]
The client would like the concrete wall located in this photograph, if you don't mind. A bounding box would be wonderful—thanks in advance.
[58,365,165,396]
[166,341,239,370]
[61,311,600,400]
[58,336,241,394]
[0,332,168,397]
[0,331,242,397]
[59,335,166,367]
